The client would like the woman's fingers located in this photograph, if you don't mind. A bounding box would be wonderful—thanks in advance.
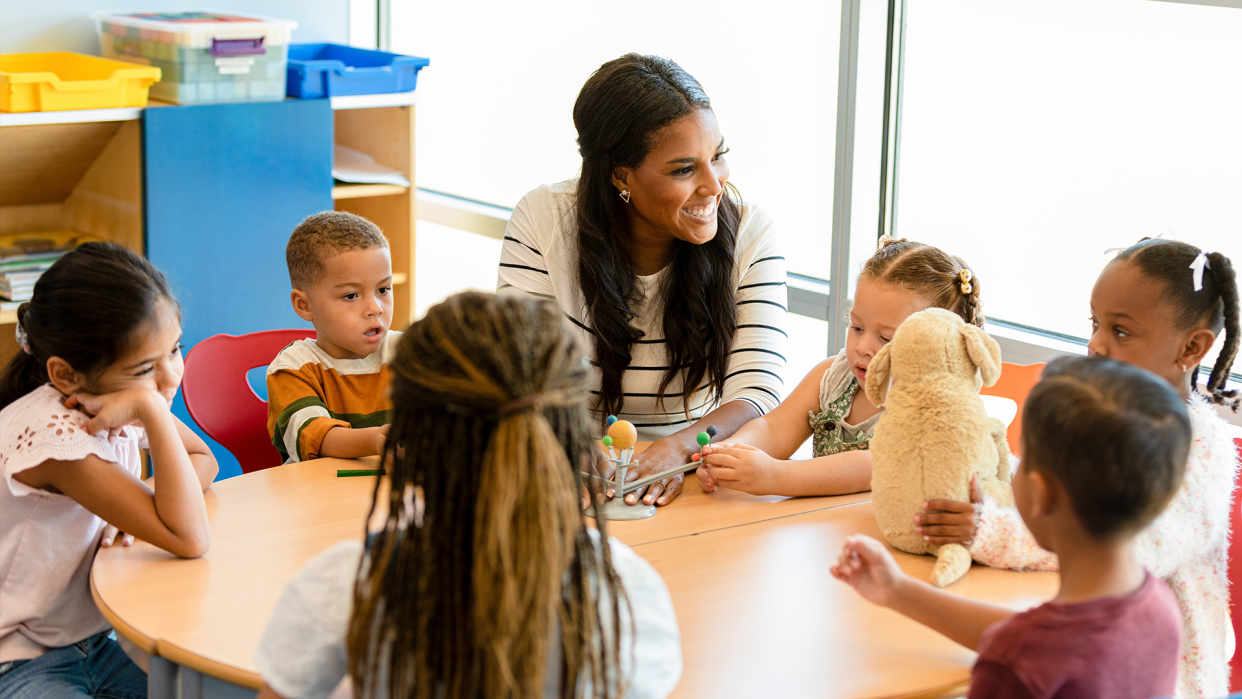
[643,480,665,504]
[656,476,683,505]
[915,511,968,525]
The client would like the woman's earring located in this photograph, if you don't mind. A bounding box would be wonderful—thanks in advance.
[619,189,631,203]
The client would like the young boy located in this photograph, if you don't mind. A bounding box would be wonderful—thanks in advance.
[267,211,399,464]
[833,355,1188,698]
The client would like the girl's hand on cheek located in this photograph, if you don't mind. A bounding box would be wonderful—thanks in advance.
[66,389,166,436]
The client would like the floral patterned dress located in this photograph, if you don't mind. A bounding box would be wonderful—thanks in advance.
[808,350,883,457]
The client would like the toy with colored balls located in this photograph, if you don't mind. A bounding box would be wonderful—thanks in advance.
[606,415,618,427]
[696,432,711,447]
[606,419,638,451]
[706,425,718,438]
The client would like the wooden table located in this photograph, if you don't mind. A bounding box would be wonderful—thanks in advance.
[92,456,1054,699]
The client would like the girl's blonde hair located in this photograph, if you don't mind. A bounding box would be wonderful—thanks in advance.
[860,237,984,327]
[347,291,628,699]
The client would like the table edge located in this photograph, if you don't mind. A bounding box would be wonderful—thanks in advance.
[158,639,264,690]
[90,567,158,655]
[874,679,970,699]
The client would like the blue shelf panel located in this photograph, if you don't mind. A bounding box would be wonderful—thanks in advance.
[144,98,334,479]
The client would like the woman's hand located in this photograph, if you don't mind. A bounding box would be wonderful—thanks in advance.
[699,442,785,496]
[100,523,135,548]
[65,389,166,438]
[831,535,909,608]
[915,473,984,546]
[618,439,687,507]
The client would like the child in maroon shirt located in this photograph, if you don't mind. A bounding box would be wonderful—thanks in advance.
[833,356,1186,699]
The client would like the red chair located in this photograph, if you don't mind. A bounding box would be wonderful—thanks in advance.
[1229,437,1242,691]
[182,329,315,474]
[980,362,1046,456]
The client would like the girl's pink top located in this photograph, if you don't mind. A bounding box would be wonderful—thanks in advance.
[0,384,145,662]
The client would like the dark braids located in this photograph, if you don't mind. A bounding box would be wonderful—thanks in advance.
[1113,239,1239,411]
[347,291,629,699]
[572,53,740,420]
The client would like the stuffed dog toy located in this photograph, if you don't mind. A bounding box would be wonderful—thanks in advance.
[864,308,1012,587]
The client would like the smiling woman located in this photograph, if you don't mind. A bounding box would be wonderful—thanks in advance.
[497,54,789,507]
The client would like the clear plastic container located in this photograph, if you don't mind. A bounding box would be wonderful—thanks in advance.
[94,11,297,105]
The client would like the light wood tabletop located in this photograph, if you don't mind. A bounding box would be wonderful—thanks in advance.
[646,500,1057,699]
[91,453,1055,698]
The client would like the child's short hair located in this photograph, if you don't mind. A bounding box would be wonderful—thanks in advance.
[1112,238,1239,411]
[1022,355,1190,539]
[285,211,388,290]
[860,237,984,327]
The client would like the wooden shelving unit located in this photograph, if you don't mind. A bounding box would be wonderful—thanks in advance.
[332,102,417,327]
[0,110,144,359]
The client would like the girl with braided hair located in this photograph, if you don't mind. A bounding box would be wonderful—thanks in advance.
[918,239,1240,698]
[254,291,681,699]
[698,236,985,497]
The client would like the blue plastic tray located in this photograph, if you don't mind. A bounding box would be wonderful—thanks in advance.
[286,44,429,99]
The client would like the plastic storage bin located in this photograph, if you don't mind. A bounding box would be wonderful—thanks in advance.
[0,52,161,113]
[94,11,296,105]
[286,44,429,99]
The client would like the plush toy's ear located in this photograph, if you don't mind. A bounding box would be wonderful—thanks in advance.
[864,344,893,407]
[961,325,1003,387]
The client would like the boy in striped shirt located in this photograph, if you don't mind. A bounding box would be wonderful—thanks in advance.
[267,211,399,464]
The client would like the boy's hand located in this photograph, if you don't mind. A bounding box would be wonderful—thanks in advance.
[372,424,390,456]
[831,535,908,608]
[66,389,167,438]
[699,442,783,496]
[915,473,984,546]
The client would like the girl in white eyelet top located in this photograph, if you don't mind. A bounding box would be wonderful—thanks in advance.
[0,243,217,696]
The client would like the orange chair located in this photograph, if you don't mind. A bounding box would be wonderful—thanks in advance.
[979,362,1046,456]
[182,329,315,474]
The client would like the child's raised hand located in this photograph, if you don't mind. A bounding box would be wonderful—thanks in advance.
[65,389,167,438]
[700,442,783,496]
[831,534,907,608]
[915,472,984,546]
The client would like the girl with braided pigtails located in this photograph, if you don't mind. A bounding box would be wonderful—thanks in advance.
[253,291,681,699]
[917,239,1240,698]
[698,237,986,497]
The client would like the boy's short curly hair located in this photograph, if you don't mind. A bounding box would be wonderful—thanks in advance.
[286,211,389,290]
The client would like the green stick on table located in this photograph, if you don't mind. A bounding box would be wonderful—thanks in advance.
[337,469,384,478]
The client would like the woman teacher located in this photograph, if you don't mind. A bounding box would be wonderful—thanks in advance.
[498,53,788,506]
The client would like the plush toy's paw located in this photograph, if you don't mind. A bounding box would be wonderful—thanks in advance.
[930,544,971,587]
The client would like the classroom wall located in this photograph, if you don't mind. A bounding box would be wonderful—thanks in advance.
[0,0,351,54]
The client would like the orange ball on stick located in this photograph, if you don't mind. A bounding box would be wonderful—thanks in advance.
[606,420,638,451]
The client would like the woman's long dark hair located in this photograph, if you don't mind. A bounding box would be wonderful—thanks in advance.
[573,53,741,419]
[348,292,629,699]
[0,242,175,409]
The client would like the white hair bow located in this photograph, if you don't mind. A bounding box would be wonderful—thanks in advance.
[1189,250,1213,292]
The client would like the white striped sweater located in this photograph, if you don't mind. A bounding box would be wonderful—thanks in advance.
[497,180,789,441]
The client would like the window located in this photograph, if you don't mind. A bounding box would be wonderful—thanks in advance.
[896,0,1242,364]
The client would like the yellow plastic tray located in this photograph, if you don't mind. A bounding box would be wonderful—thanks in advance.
[0,52,161,113]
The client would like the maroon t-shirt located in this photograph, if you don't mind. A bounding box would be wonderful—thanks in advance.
[967,571,1181,699]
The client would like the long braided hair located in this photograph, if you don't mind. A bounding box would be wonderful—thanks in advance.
[573,53,741,419]
[1113,239,1240,411]
[347,291,629,699]
[860,237,985,327]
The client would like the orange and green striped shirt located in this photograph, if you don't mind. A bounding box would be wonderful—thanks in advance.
[265,332,400,463]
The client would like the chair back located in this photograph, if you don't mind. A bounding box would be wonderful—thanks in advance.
[979,362,1046,455]
[1230,437,1242,691]
[182,329,315,474]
